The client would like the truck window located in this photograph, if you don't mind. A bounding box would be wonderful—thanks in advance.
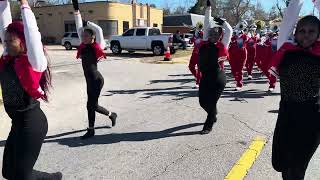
[123,29,135,36]
[63,33,70,37]
[71,33,79,38]
[149,28,160,36]
[136,29,146,36]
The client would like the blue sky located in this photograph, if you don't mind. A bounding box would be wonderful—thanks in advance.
[135,0,317,15]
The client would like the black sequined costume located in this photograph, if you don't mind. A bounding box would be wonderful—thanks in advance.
[272,50,320,179]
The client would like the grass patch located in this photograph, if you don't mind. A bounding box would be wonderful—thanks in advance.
[171,49,192,58]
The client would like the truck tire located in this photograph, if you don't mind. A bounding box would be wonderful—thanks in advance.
[64,42,72,50]
[152,44,164,56]
[111,42,122,55]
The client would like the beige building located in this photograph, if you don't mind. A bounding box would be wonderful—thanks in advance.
[33,1,163,43]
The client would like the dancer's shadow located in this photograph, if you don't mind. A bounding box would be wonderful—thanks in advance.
[43,123,203,148]
[105,69,279,101]
[268,110,279,114]
[0,126,111,147]
[105,86,198,101]
[45,126,111,139]
[168,74,193,77]
[107,52,155,58]
[222,89,281,101]
[149,78,194,85]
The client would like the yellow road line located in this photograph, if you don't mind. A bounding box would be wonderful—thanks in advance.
[225,137,266,180]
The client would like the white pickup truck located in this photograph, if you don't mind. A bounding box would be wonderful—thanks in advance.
[110,27,175,56]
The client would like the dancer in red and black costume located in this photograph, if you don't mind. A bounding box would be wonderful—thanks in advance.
[255,32,277,91]
[198,0,232,134]
[0,0,62,179]
[72,0,117,139]
[270,0,320,179]
[245,27,258,80]
[188,25,203,88]
[228,29,248,91]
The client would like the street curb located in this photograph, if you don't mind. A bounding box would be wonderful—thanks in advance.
[224,137,267,180]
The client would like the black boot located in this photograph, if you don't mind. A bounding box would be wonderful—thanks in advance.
[109,112,117,127]
[81,128,95,139]
[200,128,212,135]
[50,172,63,180]
[33,170,63,180]
[200,115,216,135]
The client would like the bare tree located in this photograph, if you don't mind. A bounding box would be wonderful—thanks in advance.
[222,0,253,26]
[276,0,290,18]
[163,7,171,15]
[253,1,268,21]
[269,6,279,21]
[174,6,187,15]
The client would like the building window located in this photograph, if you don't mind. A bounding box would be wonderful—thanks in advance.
[98,20,118,37]
[123,21,129,33]
[136,19,147,27]
[140,5,144,18]
[153,23,158,27]
[64,21,76,32]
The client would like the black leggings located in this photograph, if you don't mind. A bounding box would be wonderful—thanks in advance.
[86,74,110,128]
[2,107,48,180]
[199,72,226,129]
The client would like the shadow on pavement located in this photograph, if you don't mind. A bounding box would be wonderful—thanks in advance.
[0,126,111,147]
[42,123,203,147]
[107,52,155,58]
[222,89,281,101]
[106,74,279,101]
[268,110,279,114]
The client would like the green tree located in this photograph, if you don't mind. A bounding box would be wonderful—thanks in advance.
[150,4,156,8]
[10,1,21,20]
[188,1,203,15]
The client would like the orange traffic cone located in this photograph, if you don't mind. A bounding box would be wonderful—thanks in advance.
[163,46,172,61]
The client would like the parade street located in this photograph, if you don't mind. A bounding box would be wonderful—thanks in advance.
[0,46,319,179]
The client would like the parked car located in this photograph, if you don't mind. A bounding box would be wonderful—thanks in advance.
[180,33,194,48]
[61,32,109,50]
[109,27,176,56]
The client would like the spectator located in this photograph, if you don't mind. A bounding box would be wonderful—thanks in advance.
[173,30,187,50]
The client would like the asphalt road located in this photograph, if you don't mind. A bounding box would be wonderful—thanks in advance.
[0,46,319,180]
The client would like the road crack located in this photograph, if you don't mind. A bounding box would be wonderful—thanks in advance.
[222,112,271,139]
[149,142,236,180]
